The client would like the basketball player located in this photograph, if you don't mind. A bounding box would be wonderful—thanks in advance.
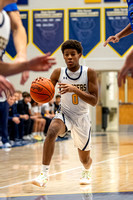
[103,0,133,85]
[118,49,133,86]
[0,0,56,148]
[4,1,28,85]
[0,0,15,97]
[0,0,18,148]
[103,0,133,47]
[32,40,98,187]
[103,24,133,47]
[0,0,56,95]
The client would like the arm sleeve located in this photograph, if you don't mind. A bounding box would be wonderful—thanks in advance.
[4,3,18,12]
[8,116,13,121]
[128,2,133,31]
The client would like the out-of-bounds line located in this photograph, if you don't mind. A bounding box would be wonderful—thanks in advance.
[0,152,133,190]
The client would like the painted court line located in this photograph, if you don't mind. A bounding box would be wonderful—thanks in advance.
[0,152,133,190]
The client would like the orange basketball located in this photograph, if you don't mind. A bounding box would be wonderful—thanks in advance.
[30,77,55,103]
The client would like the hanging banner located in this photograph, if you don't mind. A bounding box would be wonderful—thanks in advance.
[105,7,133,56]
[104,0,120,2]
[17,0,28,5]
[85,0,101,3]
[32,9,65,55]
[68,8,101,57]
[6,10,29,59]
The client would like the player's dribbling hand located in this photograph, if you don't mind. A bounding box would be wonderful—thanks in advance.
[103,35,120,47]
[58,83,76,94]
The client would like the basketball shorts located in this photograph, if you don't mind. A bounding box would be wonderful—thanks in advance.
[54,111,91,151]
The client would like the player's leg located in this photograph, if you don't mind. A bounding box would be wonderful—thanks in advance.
[73,113,92,185]
[32,118,66,187]
[0,101,11,147]
[78,149,92,185]
[78,149,92,169]
[42,118,66,165]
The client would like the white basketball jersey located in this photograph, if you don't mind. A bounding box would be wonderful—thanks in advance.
[58,66,90,116]
[0,10,10,57]
[0,10,10,102]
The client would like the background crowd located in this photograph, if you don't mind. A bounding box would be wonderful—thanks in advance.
[0,91,61,148]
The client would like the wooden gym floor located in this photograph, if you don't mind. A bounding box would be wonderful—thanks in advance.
[0,131,133,200]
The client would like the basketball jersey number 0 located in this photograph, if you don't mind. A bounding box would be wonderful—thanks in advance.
[72,94,79,105]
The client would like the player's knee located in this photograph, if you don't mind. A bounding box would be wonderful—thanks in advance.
[47,123,60,140]
[80,156,92,166]
[47,128,57,141]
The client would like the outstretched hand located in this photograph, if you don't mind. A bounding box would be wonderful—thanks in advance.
[118,49,133,87]
[20,71,29,85]
[28,52,56,72]
[0,75,15,97]
[103,35,120,47]
[14,54,29,85]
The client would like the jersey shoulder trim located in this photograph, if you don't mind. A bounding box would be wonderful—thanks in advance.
[4,3,18,12]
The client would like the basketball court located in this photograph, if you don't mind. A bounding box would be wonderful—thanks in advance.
[0,131,133,200]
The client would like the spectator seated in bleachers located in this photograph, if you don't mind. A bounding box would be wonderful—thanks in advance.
[17,92,33,140]
[14,90,22,103]
[42,99,55,119]
[41,99,55,135]
[54,94,61,114]
[7,95,20,144]
[30,99,46,141]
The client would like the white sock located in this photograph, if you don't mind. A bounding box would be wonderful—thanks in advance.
[83,165,92,172]
[41,165,50,176]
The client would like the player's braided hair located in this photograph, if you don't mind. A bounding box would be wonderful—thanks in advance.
[61,40,83,54]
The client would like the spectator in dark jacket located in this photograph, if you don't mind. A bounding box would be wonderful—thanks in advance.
[17,92,33,140]
[8,96,20,142]
[54,94,61,114]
